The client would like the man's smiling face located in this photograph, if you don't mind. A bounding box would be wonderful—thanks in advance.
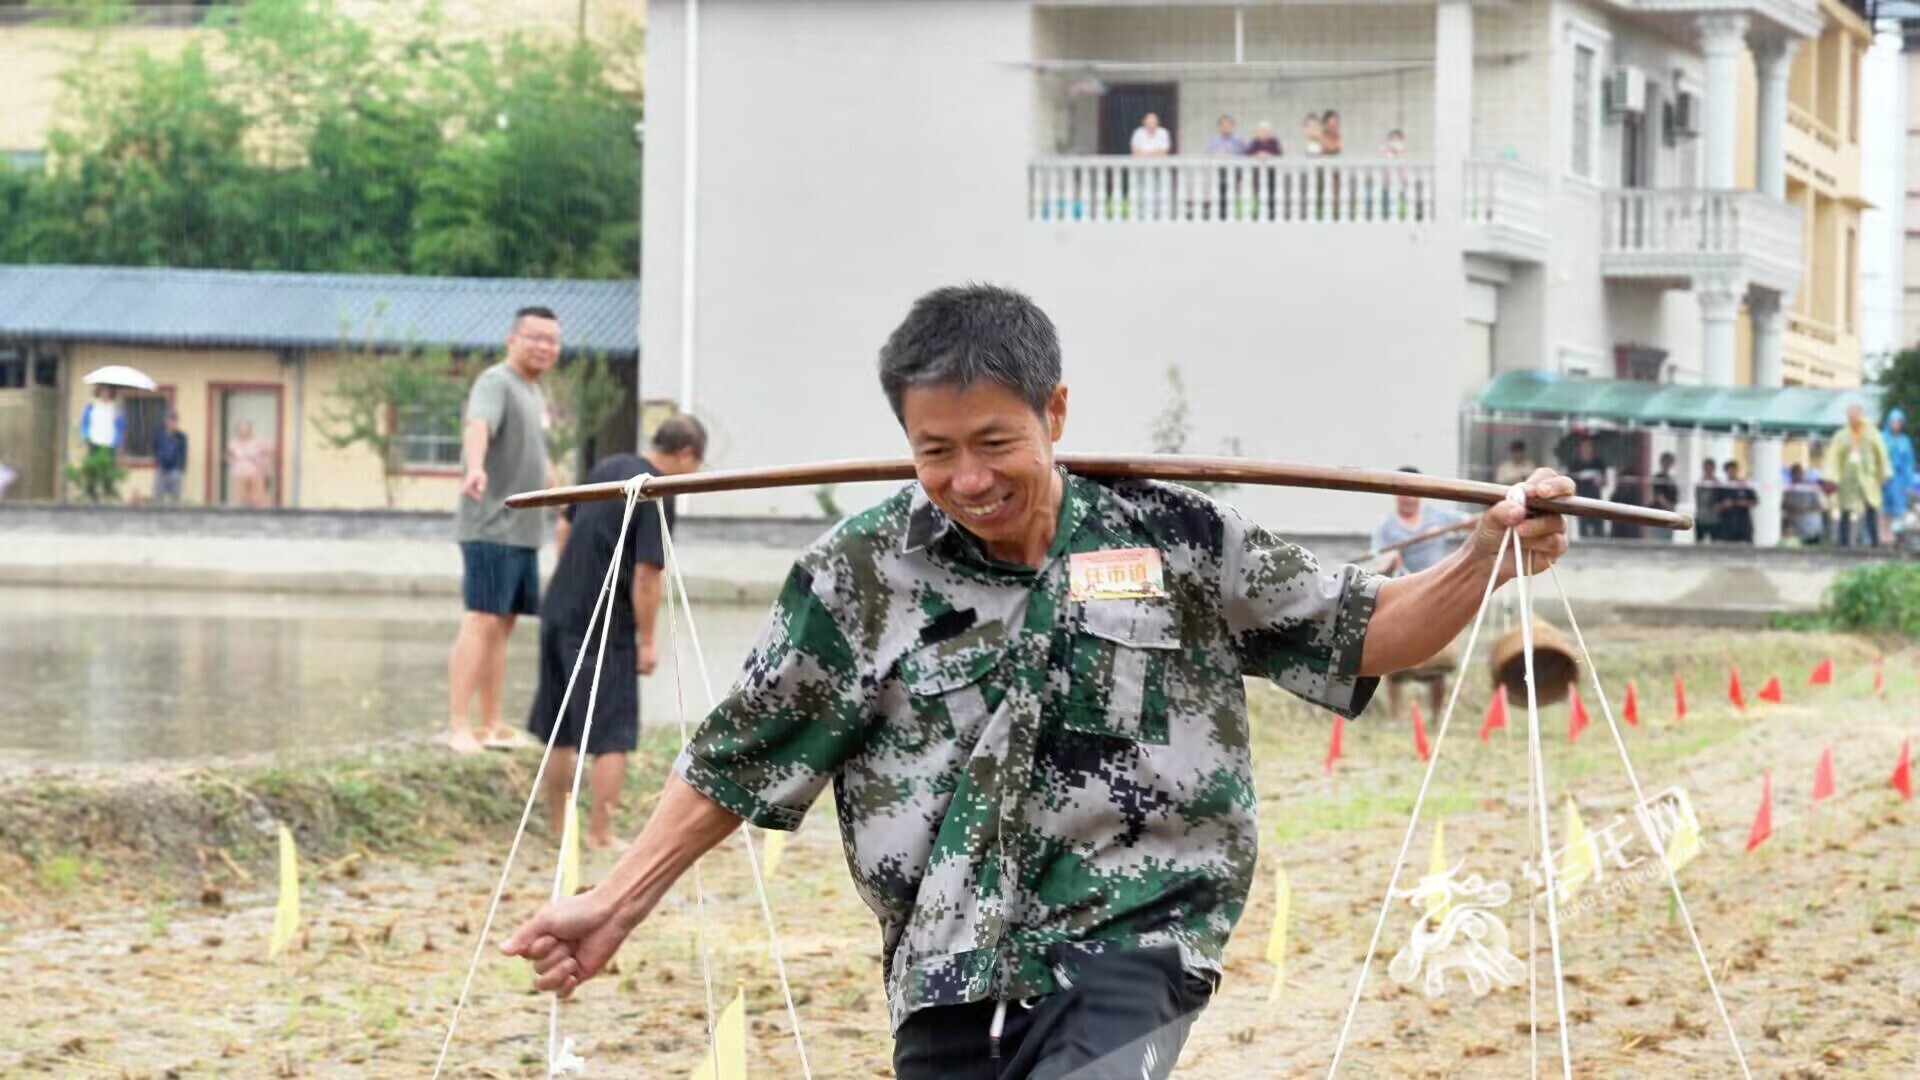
[900,379,1067,564]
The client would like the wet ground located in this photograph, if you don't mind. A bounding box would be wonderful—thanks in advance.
[0,586,773,769]
[2,612,1917,1077]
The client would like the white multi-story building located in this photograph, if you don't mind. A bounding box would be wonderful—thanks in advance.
[642,0,1824,534]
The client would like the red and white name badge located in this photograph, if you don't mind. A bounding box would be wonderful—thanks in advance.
[1069,547,1167,602]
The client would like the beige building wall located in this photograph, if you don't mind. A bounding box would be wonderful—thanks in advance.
[1736,0,1870,389]
[297,351,462,513]
[1905,43,1920,349]
[61,343,283,505]
[0,0,642,157]
[0,25,195,157]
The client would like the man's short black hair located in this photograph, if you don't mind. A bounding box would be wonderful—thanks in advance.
[652,413,708,460]
[878,284,1061,422]
[1399,466,1420,474]
[1508,439,1527,453]
[514,305,559,328]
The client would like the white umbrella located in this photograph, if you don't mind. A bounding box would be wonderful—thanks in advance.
[83,365,158,392]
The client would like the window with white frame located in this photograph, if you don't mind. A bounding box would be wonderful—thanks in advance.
[1565,20,1610,183]
[395,395,464,469]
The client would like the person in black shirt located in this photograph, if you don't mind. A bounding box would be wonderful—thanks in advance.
[1609,452,1647,540]
[1570,437,1607,538]
[1646,451,1679,542]
[1693,458,1721,544]
[529,414,707,849]
[1714,460,1757,543]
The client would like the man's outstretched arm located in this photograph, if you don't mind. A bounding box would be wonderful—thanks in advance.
[501,773,741,996]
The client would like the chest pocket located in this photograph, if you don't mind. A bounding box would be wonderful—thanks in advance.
[896,620,1007,750]
[1063,599,1180,745]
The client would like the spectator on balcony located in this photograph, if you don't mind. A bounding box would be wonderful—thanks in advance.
[1319,110,1344,156]
[1693,459,1722,544]
[1129,112,1172,157]
[1246,121,1283,157]
[1648,451,1680,542]
[1569,437,1607,538]
[1381,129,1408,157]
[1824,405,1890,547]
[1714,460,1757,544]
[1882,407,1914,540]
[1206,115,1246,156]
[1782,462,1827,545]
[1301,113,1325,157]
[1494,439,1534,485]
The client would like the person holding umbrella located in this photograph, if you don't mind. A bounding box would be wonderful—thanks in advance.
[72,366,155,501]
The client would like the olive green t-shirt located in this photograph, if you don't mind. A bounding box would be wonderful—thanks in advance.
[454,362,550,549]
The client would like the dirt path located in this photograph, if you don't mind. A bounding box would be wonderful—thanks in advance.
[2,628,1917,1077]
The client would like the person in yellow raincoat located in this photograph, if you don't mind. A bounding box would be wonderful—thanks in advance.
[1823,404,1891,548]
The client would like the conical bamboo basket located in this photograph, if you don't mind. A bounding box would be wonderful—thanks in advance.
[1488,619,1579,707]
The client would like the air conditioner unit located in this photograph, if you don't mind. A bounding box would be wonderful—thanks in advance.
[1605,65,1647,118]
[1672,90,1700,137]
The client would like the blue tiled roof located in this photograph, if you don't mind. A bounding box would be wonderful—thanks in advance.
[0,265,638,358]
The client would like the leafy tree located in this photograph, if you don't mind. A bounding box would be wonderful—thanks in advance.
[0,0,642,278]
[543,352,626,481]
[316,333,468,507]
[1148,365,1240,495]
[1878,347,1920,432]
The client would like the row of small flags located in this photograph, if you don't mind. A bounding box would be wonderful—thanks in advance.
[1322,658,1916,854]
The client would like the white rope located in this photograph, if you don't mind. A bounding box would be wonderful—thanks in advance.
[1327,526,1512,1077]
[655,499,723,1077]
[1510,531,1572,1080]
[541,478,648,1074]
[432,477,642,1080]
[1545,566,1754,1079]
[658,504,814,1078]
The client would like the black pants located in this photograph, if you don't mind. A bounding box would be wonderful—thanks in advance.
[893,948,1213,1080]
[1839,508,1879,548]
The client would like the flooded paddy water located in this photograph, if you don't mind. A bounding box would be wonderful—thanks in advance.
[0,585,775,770]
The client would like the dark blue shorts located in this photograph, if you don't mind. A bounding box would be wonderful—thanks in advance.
[460,541,540,616]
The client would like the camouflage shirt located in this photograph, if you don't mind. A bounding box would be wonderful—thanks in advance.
[675,470,1382,1031]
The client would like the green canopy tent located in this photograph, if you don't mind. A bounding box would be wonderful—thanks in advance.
[1473,370,1883,438]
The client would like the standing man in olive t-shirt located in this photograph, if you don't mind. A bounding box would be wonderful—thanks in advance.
[447,306,559,753]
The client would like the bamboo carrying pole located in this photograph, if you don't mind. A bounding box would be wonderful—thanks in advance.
[503,453,1693,531]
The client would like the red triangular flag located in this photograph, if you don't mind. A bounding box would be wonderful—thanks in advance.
[1757,675,1783,704]
[1728,667,1746,711]
[1893,739,1913,802]
[1873,660,1884,695]
[1623,681,1640,726]
[1324,714,1344,775]
[1411,701,1431,762]
[1809,658,1834,686]
[1746,772,1774,852]
[1480,692,1507,742]
[1568,689,1589,742]
[1813,747,1836,804]
[1674,674,1687,722]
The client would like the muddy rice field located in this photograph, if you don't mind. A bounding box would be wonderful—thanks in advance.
[1,626,1916,1077]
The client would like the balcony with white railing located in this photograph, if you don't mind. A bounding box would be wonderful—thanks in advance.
[1028,157,1434,225]
[1462,158,1549,263]
[1600,189,1803,294]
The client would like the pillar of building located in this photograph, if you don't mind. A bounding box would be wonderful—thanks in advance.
[1752,37,1799,199]
[1433,0,1474,225]
[1697,14,1750,190]
[1749,289,1788,546]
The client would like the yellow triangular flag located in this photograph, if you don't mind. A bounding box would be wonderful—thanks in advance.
[1661,789,1703,874]
[1560,796,1598,903]
[1265,859,1291,1002]
[761,829,787,880]
[560,802,582,897]
[1424,820,1449,928]
[689,985,747,1080]
[269,823,300,959]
